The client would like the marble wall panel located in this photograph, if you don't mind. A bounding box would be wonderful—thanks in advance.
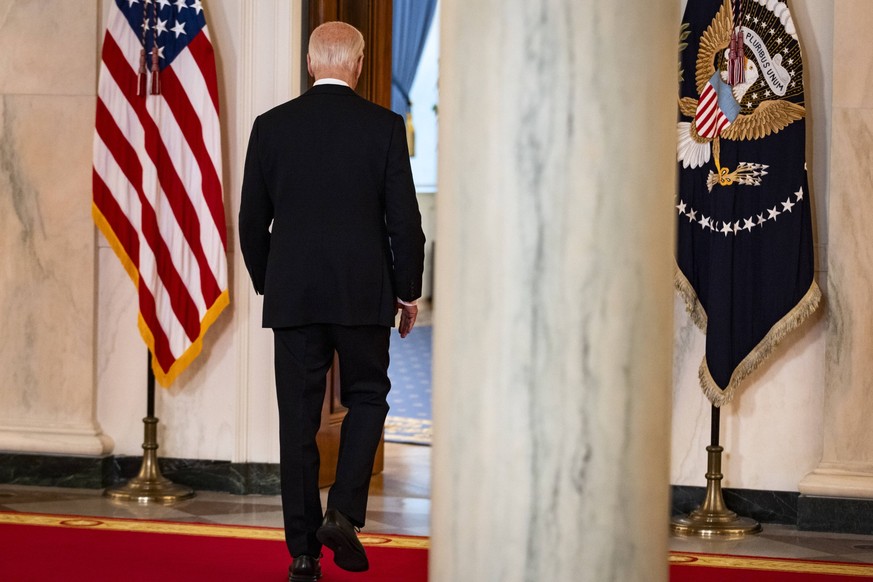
[0,0,97,95]
[792,0,833,246]
[94,247,146,456]
[822,108,873,466]
[0,92,110,454]
[799,0,873,498]
[832,0,873,109]
[0,94,94,415]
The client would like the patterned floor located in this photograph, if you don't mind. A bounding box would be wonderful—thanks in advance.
[386,325,432,445]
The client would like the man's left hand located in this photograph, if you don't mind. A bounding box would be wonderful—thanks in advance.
[396,301,418,338]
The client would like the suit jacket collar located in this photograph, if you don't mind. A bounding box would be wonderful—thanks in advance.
[304,84,358,97]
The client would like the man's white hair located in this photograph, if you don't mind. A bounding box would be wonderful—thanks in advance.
[308,21,365,76]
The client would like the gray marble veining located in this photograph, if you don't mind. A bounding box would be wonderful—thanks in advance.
[801,4,873,497]
[431,1,678,580]
[0,3,109,456]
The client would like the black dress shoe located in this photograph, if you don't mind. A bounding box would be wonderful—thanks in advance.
[288,554,322,582]
[316,508,369,572]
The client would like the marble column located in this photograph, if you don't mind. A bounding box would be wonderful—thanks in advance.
[0,0,111,455]
[431,2,677,580]
[799,0,873,499]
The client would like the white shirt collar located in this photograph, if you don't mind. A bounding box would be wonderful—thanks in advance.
[313,78,350,88]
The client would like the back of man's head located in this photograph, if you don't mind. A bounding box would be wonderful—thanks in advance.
[308,21,365,81]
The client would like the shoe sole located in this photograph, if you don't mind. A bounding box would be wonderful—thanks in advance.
[316,525,369,572]
[289,575,319,582]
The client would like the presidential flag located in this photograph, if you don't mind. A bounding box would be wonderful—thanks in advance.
[93,0,228,386]
[675,0,820,406]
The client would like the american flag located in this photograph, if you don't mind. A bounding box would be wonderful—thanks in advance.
[93,0,228,386]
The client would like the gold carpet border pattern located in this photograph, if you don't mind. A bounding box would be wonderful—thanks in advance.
[670,551,873,576]
[5,512,872,571]
[384,415,433,445]
[0,512,428,550]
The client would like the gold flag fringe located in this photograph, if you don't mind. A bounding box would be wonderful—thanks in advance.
[674,265,708,332]
[93,202,231,388]
[674,263,822,407]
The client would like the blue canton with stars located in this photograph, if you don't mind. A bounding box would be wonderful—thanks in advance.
[117,0,206,70]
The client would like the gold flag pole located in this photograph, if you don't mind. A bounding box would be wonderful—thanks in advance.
[671,406,761,537]
[673,0,763,540]
[104,352,194,504]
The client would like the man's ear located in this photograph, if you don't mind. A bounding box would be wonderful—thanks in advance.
[355,55,363,81]
[307,54,314,79]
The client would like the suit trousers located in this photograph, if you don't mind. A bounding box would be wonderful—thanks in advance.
[273,324,391,558]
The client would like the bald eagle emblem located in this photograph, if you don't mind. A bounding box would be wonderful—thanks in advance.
[677,0,805,192]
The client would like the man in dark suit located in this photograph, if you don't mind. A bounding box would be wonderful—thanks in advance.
[239,21,425,582]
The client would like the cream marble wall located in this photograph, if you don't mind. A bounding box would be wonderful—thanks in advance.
[799,0,873,498]
[0,0,111,455]
[671,0,833,493]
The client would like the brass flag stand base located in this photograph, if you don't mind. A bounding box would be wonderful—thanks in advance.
[671,444,761,538]
[104,353,194,504]
[104,416,195,504]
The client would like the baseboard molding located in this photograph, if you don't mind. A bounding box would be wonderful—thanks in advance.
[0,453,117,490]
[796,494,873,535]
[672,485,873,535]
[4,453,873,534]
[0,453,281,495]
[671,485,799,525]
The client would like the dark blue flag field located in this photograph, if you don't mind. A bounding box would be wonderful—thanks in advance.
[675,0,820,406]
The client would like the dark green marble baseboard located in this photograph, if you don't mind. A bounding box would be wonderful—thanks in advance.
[797,494,873,535]
[672,485,873,535]
[3,453,873,534]
[671,485,799,525]
[0,453,280,495]
[0,453,116,490]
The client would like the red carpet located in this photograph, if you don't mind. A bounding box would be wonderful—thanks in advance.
[0,512,427,582]
[5,512,873,581]
[670,552,873,580]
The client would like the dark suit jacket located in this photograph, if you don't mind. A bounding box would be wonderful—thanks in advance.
[239,83,425,328]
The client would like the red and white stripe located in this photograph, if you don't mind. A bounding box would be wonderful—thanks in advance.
[695,81,732,139]
[93,4,228,386]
